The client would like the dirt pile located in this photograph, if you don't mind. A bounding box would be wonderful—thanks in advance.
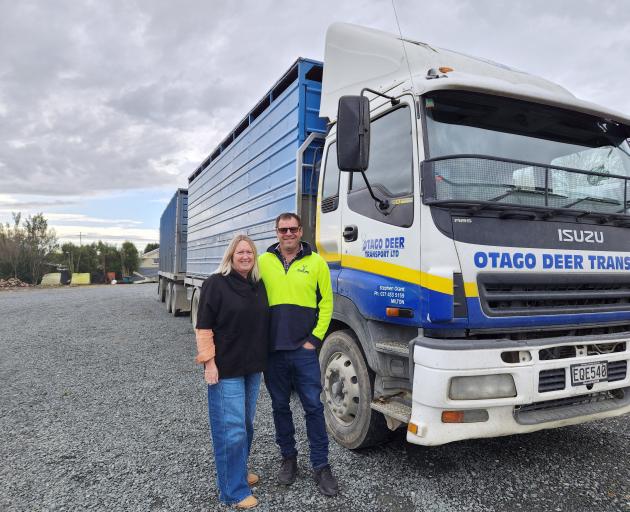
[0,278,31,289]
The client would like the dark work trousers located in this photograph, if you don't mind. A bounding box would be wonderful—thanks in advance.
[264,346,329,469]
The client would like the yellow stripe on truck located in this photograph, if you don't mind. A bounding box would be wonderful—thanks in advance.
[341,254,469,296]
[315,210,477,297]
[464,282,479,298]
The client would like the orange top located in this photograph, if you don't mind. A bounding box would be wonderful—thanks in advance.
[195,329,215,364]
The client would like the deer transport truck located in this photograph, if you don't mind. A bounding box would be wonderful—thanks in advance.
[157,23,630,447]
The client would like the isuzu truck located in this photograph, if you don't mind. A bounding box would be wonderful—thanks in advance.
[158,23,630,447]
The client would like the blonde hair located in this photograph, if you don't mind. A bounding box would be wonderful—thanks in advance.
[216,234,260,282]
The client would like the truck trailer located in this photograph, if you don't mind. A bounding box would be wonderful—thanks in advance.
[158,23,630,447]
[158,188,190,316]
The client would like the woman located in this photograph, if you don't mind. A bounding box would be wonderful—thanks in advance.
[195,234,269,509]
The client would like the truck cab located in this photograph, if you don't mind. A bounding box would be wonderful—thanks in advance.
[315,23,630,447]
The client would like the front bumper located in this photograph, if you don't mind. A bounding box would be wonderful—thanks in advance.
[406,335,630,446]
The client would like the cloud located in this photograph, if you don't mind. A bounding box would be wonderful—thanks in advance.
[0,196,157,248]
[53,223,158,247]
[0,194,78,211]
[0,0,628,205]
[45,213,143,227]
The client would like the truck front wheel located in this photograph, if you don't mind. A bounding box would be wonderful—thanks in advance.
[319,329,390,449]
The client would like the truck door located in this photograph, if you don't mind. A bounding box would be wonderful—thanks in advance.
[316,141,343,291]
[338,99,421,322]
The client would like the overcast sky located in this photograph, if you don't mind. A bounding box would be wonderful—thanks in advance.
[1,0,629,249]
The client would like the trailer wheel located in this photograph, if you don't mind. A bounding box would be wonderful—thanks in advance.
[319,329,390,449]
[165,282,173,313]
[171,284,181,317]
[191,290,199,328]
[158,278,166,303]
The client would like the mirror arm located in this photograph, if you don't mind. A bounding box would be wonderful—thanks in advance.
[361,87,400,106]
[360,171,389,210]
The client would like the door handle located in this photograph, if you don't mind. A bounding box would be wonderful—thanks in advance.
[343,225,358,242]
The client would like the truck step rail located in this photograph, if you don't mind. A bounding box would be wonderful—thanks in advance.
[375,341,409,356]
[371,400,411,431]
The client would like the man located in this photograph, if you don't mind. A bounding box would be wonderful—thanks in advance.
[258,212,339,497]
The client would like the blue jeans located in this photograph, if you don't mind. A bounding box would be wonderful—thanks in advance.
[264,347,329,469]
[207,372,261,505]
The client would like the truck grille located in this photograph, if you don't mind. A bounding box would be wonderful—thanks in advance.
[539,342,626,361]
[522,389,624,412]
[478,273,630,317]
[608,360,628,382]
[538,361,627,393]
[514,388,630,425]
[538,368,566,392]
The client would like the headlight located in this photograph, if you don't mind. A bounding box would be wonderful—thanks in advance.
[449,374,516,400]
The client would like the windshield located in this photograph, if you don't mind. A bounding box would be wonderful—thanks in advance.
[424,91,630,214]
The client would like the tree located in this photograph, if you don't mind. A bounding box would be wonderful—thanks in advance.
[0,212,57,283]
[79,243,98,274]
[96,241,122,277]
[120,241,139,276]
[143,243,159,254]
[59,242,100,275]
[60,242,80,274]
[0,213,24,279]
[23,213,58,285]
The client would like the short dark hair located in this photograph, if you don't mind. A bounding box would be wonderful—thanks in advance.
[275,212,301,229]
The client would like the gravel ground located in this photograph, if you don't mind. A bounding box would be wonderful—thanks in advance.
[1,284,629,511]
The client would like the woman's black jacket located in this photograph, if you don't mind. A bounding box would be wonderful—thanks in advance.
[196,271,269,379]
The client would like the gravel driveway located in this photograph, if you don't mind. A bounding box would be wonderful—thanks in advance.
[1,285,629,511]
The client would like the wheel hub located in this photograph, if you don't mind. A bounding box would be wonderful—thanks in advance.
[324,352,360,425]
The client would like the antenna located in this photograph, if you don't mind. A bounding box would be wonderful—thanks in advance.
[391,0,416,93]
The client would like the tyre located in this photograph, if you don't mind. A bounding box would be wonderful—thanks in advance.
[165,282,173,313]
[159,278,166,303]
[171,284,181,317]
[319,329,390,449]
[191,289,199,328]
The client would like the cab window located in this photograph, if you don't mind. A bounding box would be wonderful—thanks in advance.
[321,143,341,213]
[348,105,414,227]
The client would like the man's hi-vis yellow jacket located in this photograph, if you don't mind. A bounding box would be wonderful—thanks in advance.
[258,242,333,351]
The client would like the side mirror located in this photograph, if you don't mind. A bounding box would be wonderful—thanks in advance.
[336,95,370,172]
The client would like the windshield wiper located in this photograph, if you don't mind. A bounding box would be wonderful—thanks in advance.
[425,199,488,213]
[562,196,620,209]
[426,198,559,217]
[426,198,627,224]
[487,186,567,203]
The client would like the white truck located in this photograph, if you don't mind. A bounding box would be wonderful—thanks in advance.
[160,23,630,447]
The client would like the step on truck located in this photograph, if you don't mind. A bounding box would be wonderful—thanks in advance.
[160,23,630,447]
[158,188,190,317]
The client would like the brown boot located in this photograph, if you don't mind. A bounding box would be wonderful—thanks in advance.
[235,495,258,509]
[247,472,259,486]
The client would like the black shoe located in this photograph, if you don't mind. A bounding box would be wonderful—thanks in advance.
[277,456,297,485]
[313,465,339,497]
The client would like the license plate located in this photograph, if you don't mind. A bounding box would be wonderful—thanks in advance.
[570,361,608,386]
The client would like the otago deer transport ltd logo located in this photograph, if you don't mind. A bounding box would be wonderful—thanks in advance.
[297,264,309,274]
[557,229,604,244]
